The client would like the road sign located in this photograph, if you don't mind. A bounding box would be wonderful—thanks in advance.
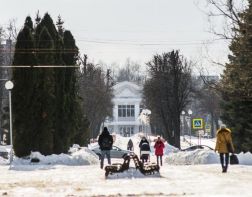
[192,118,203,129]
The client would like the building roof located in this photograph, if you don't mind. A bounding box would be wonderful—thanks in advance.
[113,81,142,99]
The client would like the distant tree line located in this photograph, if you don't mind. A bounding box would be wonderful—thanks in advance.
[115,58,146,84]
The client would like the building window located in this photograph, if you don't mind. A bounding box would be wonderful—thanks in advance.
[118,105,135,117]
[119,126,134,136]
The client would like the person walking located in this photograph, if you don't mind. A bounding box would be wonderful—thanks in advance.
[154,136,165,166]
[98,127,113,169]
[127,139,134,151]
[215,124,235,173]
[139,136,150,163]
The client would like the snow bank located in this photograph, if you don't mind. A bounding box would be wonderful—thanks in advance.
[88,142,99,150]
[165,149,252,165]
[0,146,8,152]
[0,145,11,165]
[237,152,252,165]
[10,146,99,170]
[0,156,8,165]
[165,149,219,165]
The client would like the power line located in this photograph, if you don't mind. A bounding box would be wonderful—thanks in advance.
[0,65,80,68]
[0,38,225,46]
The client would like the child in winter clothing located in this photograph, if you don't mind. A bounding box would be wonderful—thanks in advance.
[127,139,134,151]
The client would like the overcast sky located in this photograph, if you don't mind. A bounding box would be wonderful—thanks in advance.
[0,0,229,74]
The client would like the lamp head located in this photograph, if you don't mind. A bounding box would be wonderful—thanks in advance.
[188,109,192,115]
[5,81,14,90]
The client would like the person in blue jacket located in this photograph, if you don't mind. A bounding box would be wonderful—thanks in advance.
[139,136,150,163]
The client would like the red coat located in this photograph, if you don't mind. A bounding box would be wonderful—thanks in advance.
[154,141,165,156]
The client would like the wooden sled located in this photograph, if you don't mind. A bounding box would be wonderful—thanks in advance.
[105,155,131,177]
[131,154,160,175]
[104,153,159,177]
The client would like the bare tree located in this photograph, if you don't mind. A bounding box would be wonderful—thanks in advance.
[116,58,145,84]
[196,80,221,137]
[194,0,247,78]
[143,51,193,149]
[204,0,247,39]
[78,55,113,138]
[6,19,17,40]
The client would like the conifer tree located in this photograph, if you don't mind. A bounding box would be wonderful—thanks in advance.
[220,1,252,152]
[33,26,55,155]
[63,30,87,146]
[52,28,68,153]
[12,13,87,156]
[12,16,37,156]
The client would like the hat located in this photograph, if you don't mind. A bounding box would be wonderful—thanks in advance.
[103,127,108,132]
[220,124,226,129]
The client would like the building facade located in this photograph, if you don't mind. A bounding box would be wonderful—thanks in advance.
[104,81,150,136]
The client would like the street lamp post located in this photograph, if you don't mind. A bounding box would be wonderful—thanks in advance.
[188,109,193,145]
[5,80,14,164]
[181,111,185,141]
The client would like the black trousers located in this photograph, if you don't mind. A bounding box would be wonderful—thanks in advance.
[220,153,229,169]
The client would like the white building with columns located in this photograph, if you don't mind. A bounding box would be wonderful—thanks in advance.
[104,81,150,136]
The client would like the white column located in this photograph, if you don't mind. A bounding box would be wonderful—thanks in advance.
[114,104,118,122]
[135,103,140,121]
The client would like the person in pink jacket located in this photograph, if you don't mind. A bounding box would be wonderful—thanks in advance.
[154,136,165,166]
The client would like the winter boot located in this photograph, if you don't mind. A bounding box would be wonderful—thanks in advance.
[222,166,227,173]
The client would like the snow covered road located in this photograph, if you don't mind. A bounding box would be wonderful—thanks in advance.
[0,163,251,197]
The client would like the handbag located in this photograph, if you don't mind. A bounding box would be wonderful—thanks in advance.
[230,154,239,165]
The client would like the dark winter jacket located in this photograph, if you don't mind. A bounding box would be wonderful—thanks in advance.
[139,139,150,151]
[127,139,133,149]
[98,130,113,151]
[154,140,165,156]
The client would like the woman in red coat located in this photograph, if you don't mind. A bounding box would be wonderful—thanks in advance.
[154,136,165,166]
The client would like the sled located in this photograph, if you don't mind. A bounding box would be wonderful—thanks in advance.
[131,154,160,175]
[104,153,159,177]
[105,155,131,177]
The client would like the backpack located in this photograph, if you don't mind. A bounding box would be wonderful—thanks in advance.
[102,136,112,148]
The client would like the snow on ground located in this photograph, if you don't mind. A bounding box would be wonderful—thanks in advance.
[0,135,252,196]
[106,167,160,179]
[0,163,252,196]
